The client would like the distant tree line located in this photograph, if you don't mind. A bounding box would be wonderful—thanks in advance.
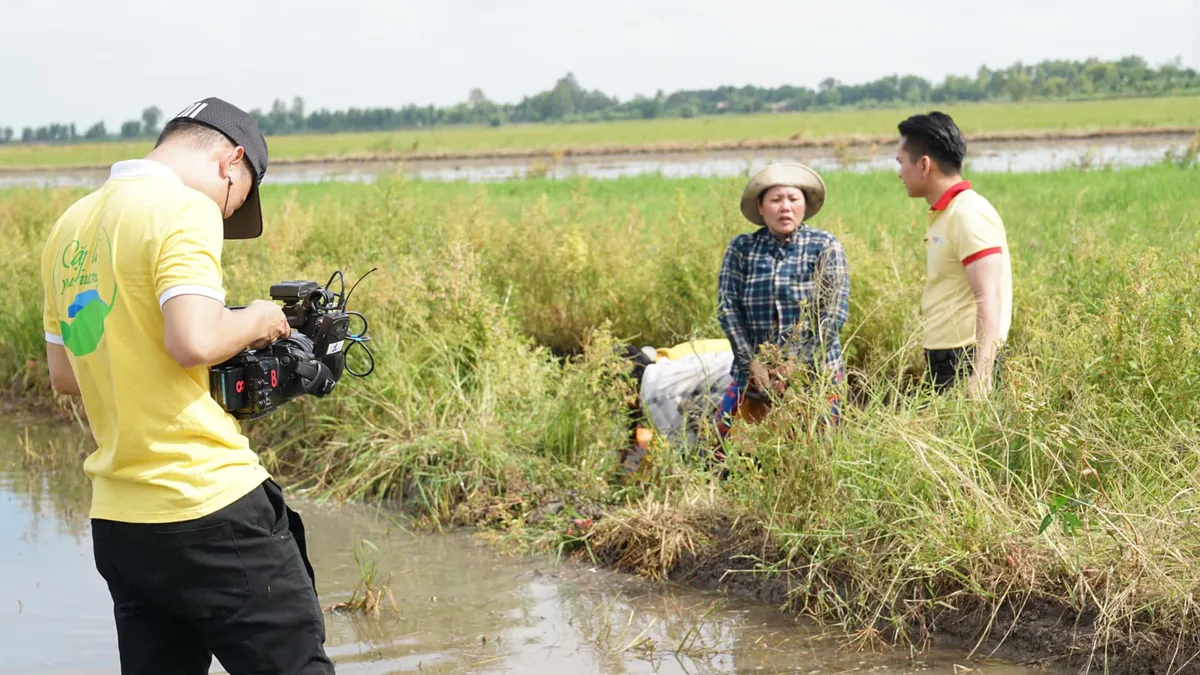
[4,55,1197,144]
[1,106,164,145]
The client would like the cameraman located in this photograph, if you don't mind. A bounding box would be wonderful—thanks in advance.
[40,98,335,674]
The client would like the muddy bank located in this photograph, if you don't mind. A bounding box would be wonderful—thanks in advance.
[574,506,1200,675]
[0,126,1193,175]
[258,126,1200,166]
[0,397,1183,674]
[1,412,1047,674]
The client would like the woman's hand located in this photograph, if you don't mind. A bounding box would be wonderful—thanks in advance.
[749,359,798,396]
[748,360,771,393]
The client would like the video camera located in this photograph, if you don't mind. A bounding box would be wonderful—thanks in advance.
[210,269,376,420]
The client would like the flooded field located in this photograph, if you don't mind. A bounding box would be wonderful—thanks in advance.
[0,134,1190,190]
[0,416,1059,675]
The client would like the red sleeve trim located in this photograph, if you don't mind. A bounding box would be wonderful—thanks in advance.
[962,247,1002,266]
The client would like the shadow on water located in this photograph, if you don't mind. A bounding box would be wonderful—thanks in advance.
[0,415,1055,674]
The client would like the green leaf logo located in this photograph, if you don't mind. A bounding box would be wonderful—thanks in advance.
[54,227,117,357]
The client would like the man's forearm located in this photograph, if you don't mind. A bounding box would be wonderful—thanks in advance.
[964,255,1003,382]
[973,292,1001,375]
[200,307,274,365]
[46,343,82,396]
[163,297,277,369]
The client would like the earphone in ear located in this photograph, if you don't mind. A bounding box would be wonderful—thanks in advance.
[223,156,239,185]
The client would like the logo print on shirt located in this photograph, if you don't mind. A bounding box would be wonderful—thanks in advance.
[54,228,117,357]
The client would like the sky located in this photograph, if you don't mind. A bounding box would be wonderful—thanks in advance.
[3,0,1199,130]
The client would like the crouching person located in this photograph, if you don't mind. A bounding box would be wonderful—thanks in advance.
[714,163,850,444]
[616,339,734,473]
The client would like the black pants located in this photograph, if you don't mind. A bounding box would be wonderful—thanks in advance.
[91,479,335,675]
[924,346,1004,393]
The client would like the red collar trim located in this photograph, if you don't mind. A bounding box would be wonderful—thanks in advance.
[930,181,972,212]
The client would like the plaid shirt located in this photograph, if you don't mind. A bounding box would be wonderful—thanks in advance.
[717,226,850,390]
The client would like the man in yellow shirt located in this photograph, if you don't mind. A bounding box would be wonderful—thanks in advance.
[895,112,1013,398]
[41,97,335,674]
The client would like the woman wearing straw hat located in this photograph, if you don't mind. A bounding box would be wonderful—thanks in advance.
[713,162,850,440]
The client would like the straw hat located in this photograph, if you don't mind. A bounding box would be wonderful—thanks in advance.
[740,162,827,226]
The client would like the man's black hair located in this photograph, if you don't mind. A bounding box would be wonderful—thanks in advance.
[898,111,966,174]
[154,118,235,151]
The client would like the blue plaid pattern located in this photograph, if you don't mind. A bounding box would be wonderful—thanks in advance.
[717,226,850,390]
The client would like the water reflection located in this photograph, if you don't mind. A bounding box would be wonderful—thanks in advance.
[0,135,1189,190]
[0,417,1051,674]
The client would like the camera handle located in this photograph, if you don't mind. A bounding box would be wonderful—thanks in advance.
[294,359,337,397]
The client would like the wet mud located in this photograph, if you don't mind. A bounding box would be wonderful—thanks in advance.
[0,417,1052,674]
[615,516,1200,675]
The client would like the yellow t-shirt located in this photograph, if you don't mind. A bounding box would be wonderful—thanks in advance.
[921,182,1013,350]
[40,159,269,524]
[656,339,731,362]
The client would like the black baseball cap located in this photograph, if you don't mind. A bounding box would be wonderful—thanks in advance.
[170,97,269,239]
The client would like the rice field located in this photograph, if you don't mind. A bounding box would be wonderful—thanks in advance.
[1,95,1197,169]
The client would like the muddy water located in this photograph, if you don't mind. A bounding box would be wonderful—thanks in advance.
[0,134,1190,190]
[1,418,1052,674]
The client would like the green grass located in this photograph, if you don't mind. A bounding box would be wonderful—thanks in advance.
[2,95,1198,169]
[3,158,1199,668]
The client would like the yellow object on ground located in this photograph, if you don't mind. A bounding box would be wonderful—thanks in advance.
[656,338,732,362]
